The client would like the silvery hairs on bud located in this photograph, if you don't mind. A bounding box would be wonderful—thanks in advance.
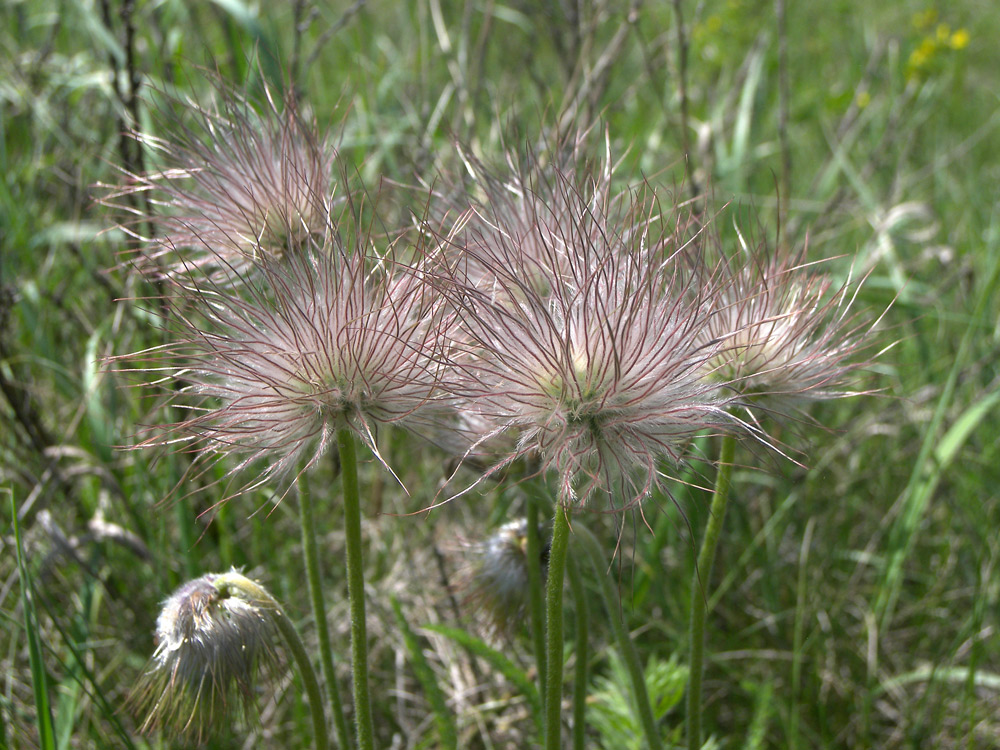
[456,518,549,639]
[691,230,887,421]
[128,571,282,742]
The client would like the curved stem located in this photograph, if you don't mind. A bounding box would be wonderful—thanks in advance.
[576,524,662,750]
[338,427,374,750]
[567,554,589,750]
[525,494,548,707]
[275,609,332,750]
[687,433,736,750]
[298,468,351,750]
[215,572,328,750]
[544,504,571,750]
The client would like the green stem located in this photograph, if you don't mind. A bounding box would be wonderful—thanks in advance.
[544,504,571,750]
[298,468,352,750]
[687,433,736,750]
[215,572,328,750]
[525,494,548,706]
[567,555,589,750]
[338,427,374,750]
[577,524,662,750]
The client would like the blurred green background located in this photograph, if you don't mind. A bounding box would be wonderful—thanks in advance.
[1,0,997,747]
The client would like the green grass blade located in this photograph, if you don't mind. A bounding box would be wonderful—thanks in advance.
[36,593,137,750]
[422,623,544,731]
[390,597,457,750]
[876,225,1000,626]
[11,493,57,750]
[742,681,773,750]
[931,390,1000,469]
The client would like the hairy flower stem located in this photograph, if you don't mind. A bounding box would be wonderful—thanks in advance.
[687,433,736,750]
[577,524,662,750]
[298,468,351,750]
[338,427,374,750]
[213,572,328,750]
[525,495,548,706]
[568,557,589,750]
[544,504,571,750]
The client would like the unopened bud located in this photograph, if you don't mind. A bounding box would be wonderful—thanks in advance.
[459,519,549,639]
[128,570,282,741]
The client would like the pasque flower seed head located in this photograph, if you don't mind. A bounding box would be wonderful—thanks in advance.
[437,153,737,508]
[458,518,549,638]
[103,77,336,282]
[124,246,450,496]
[699,240,879,412]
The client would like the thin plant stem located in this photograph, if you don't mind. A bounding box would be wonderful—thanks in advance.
[568,555,589,750]
[215,572,328,750]
[298,467,352,750]
[687,433,736,750]
[576,524,662,750]
[525,493,548,707]
[789,517,815,750]
[337,427,374,750]
[544,504,572,750]
[274,612,332,750]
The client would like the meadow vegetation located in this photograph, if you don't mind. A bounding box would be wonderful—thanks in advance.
[1,0,997,748]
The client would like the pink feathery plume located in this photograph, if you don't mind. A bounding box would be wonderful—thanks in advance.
[101,76,338,283]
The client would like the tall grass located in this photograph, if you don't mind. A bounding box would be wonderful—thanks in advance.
[1,1,998,747]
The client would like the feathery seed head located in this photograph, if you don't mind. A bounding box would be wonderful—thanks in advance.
[701,240,875,409]
[129,246,450,494]
[431,134,628,301]
[128,570,282,741]
[440,154,735,508]
[105,78,336,282]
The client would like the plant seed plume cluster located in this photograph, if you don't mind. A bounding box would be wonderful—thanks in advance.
[109,88,876,512]
[134,249,450,496]
[106,81,882,740]
[693,236,879,410]
[434,151,741,509]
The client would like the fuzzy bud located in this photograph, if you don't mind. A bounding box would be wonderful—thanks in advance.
[128,570,282,741]
[458,519,549,639]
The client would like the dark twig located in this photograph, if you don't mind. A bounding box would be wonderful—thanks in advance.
[290,0,313,91]
[122,0,145,174]
[672,0,698,196]
[557,1,641,140]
